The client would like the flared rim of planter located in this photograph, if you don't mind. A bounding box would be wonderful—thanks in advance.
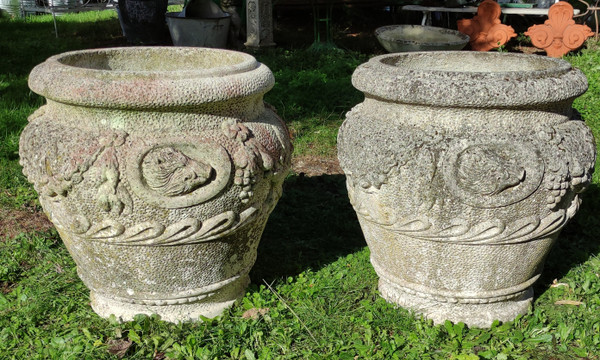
[352,51,588,108]
[28,47,274,110]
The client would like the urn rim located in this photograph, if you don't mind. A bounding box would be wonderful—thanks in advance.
[28,47,274,110]
[374,51,572,77]
[49,47,257,77]
[352,51,588,107]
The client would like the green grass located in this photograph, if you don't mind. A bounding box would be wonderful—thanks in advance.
[255,48,367,157]
[1,11,600,359]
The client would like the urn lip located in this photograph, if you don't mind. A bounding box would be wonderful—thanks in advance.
[374,51,571,76]
[353,51,588,107]
[50,47,258,77]
[28,47,274,110]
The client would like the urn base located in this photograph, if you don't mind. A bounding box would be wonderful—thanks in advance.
[89,275,250,323]
[379,278,533,328]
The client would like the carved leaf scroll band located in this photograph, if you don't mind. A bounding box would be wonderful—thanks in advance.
[74,207,258,246]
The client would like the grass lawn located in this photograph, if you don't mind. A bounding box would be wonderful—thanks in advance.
[1,8,600,360]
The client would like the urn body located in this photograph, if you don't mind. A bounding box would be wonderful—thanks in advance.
[337,52,595,327]
[20,47,292,322]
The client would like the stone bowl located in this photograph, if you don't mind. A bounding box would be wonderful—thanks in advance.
[375,25,470,53]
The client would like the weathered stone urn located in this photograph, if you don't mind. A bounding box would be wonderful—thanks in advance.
[337,52,596,327]
[20,47,292,322]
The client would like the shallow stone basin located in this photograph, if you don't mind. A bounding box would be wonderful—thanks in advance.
[375,25,469,53]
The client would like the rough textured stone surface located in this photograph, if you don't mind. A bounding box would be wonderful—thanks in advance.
[20,47,292,323]
[338,51,596,328]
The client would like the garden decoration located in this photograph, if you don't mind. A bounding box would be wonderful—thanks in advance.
[19,47,292,323]
[375,25,470,53]
[245,0,276,48]
[338,51,596,327]
[525,1,594,58]
[166,0,231,48]
[457,0,517,51]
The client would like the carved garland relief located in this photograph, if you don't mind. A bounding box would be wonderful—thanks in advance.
[222,119,277,203]
[30,128,133,217]
[345,119,594,245]
[24,116,282,246]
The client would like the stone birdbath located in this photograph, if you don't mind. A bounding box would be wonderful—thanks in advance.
[375,25,470,52]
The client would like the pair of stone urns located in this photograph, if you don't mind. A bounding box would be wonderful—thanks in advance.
[20,47,595,328]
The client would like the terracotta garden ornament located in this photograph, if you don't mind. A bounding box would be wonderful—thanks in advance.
[457,0,517,51]
[525,1,594,58]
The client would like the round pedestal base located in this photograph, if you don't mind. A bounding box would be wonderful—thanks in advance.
[379,278,533,328]
[90,276,249,323]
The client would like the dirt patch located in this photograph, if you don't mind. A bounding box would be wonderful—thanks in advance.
[292,155,343,177]
[1,281,14,294]
[0,208,54,239]
[241,307,270,320]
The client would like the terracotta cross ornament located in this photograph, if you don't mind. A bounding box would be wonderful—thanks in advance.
[525,1,594,58]
[457,0,517,51]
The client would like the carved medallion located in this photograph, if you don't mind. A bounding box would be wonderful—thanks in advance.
[141,147,214,197]
[442,141,544,208]
[127,140,231,209]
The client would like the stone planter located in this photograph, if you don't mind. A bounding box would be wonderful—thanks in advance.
[337,52,596,327]
[375,25,469,53]
[20,47,292,323]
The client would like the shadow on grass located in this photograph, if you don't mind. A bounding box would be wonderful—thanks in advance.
[534,183,600,296]
[254,174,600,296]
[250,173,366,283]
